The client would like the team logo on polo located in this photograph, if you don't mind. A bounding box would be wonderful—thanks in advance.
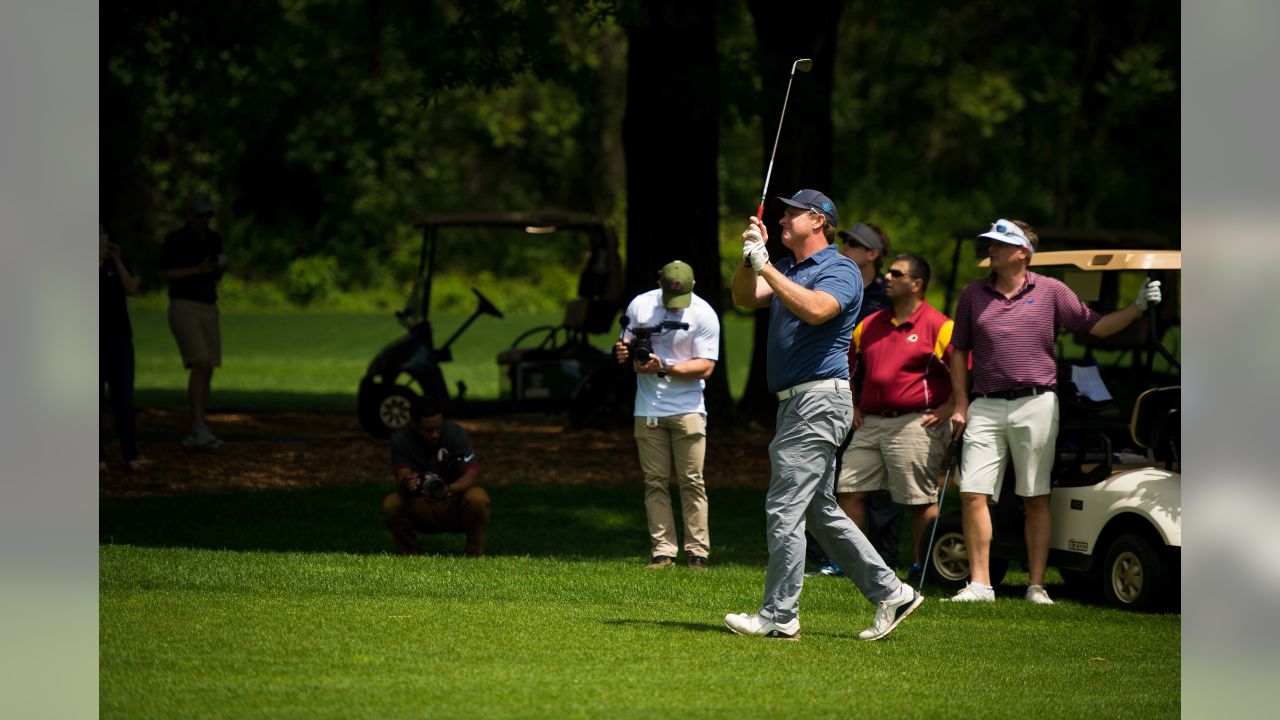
[907,333,919,343]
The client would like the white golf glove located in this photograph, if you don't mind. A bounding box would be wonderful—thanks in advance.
[743,240,769,272]
[742,227,763,267]
[1135,278,1162,312]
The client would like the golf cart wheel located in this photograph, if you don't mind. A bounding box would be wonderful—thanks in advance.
[1102,532,1166,611]
[925,514,970,589]
[358,383,418,438]
[925,514,1011,589]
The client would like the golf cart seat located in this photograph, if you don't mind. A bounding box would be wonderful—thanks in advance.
[1131,386,1180,467]
[1053,432,1113,488]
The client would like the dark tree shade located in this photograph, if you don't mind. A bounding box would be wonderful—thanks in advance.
[622,1,732,418]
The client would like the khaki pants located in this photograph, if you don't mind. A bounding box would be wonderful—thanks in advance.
[168,299,221,368]
[381,486,491,556]
[634,414,709,558]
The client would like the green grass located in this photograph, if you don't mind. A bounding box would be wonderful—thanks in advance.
[130,309,757,411]
[101,484,1180,719]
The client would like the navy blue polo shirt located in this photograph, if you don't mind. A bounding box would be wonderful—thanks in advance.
[766,245,862,393]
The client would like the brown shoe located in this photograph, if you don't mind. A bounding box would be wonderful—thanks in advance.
[646,555,676,569]
[687,555,709,571]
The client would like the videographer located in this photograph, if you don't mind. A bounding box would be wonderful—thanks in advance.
[614,261,720,571]
[380,396,491,557]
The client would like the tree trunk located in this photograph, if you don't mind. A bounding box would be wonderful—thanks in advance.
[622,1,732,419]
[738,0,844,425]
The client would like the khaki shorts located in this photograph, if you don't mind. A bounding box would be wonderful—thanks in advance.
[168,299,221,368]
[959,393,1058,499]
[836,412,946,505]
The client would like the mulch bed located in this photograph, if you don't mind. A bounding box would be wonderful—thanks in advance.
[99,409,777,497]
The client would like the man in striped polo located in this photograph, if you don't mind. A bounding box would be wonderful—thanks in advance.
[837,253,954,586]
[946,219,1162,604]
[724,189,922,641]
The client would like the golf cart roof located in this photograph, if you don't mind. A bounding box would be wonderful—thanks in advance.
[978,249,1182,271]
[415,212,608,231]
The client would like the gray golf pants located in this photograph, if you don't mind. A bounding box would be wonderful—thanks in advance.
[760,387,899,623]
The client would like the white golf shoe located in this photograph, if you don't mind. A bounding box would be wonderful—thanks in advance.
[1025,584,1055,605]
[945,582,996,602]
[723,612,800,640]
[858,583,924,641]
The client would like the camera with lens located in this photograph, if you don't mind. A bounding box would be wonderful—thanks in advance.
[620,316,689,364]
[403,470,449,500]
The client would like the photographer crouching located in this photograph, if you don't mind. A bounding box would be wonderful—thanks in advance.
[614,261,720,570]
[381,396,491,557]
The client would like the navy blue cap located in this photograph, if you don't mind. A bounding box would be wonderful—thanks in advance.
[775,189,838,228]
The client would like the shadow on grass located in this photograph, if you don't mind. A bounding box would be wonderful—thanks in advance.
[602,619,728,635]
[101,483,771,564]
[135,389,357,413]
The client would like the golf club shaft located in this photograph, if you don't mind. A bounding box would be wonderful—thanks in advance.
[757,68,802,220]
[920,438,963,591]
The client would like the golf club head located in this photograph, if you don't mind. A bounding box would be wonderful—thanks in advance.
[792,58,813,74]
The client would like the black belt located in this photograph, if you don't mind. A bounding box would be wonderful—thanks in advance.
[975,385,1055,401]
[868,409,927,418]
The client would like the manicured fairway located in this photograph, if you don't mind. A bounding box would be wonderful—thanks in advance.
[100,485,1180,720]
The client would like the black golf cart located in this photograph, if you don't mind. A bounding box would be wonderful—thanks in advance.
[925,234,1181,611]
[356,212,623,436]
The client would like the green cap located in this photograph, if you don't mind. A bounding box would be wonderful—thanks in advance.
[659,261,695,309]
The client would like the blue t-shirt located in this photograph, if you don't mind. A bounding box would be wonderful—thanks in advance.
[766,245,862,393]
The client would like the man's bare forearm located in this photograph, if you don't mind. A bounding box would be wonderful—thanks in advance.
[759,264,839,325]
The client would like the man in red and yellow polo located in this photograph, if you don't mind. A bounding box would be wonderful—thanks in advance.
[836,253,954,585]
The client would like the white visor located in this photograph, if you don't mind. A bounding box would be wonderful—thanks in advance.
[977,218,1033,252]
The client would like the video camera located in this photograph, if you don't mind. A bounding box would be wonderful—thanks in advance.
[619,316,689,363]
[402,471,449,500]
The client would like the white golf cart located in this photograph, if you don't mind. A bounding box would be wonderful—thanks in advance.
[926,248,1181,611]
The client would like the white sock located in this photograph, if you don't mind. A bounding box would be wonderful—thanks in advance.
[971,582,993,592]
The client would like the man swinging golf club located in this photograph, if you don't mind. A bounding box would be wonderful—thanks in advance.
[724,190,922,641]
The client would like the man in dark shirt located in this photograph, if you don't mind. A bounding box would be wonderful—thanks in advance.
[158,193,226,448]
[381,396,491,557]
[100,223,142,472]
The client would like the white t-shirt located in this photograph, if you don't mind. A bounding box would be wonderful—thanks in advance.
[620,289,720,418]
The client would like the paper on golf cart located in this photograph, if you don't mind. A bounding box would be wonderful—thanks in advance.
[1071,365,1113,402]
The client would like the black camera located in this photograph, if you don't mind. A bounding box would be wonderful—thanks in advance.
[620,316,689,363]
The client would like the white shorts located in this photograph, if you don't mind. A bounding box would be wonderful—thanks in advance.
[959,393,1058,499]
[836,412,946,505]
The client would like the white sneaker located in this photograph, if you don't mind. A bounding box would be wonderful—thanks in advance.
[1025,584,1055,605]
[190,425,224,448]
[723,612,800,640]
[858,583,924,641]
[945,582,996,602]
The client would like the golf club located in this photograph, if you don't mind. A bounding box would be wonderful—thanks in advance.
[919,436,963,593]
[754,57,813,223]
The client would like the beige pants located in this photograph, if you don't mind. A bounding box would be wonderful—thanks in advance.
[634,413,709,558]
[960,393,1059,499]
[837,412,947,504]
[168,299,221,368]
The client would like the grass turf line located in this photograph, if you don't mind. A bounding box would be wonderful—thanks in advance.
[129,309,757,411]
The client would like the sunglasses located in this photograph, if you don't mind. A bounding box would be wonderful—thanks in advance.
[885,268,912,279]
[991,221,1025,239]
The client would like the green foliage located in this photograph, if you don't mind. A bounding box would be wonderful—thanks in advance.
[101,485,1180,719]
[282,255,342,305]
